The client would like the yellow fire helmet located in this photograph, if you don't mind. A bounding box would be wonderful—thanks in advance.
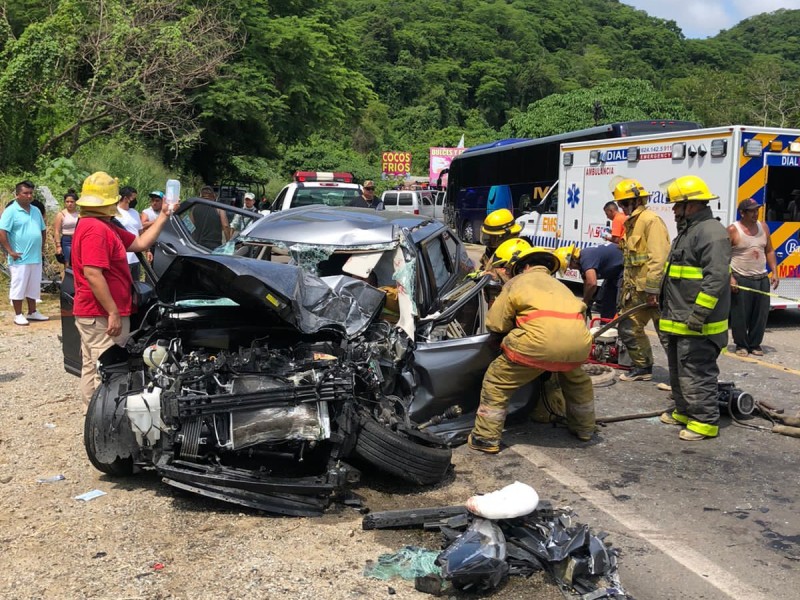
[666,175,719,203]
[553,245,580,274]
[77,171,120,207]
[482,208,522,236]
[510,246,560,277]
[491,238,532,268]
[612,178,649,204]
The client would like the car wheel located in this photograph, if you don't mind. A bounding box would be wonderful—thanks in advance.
[354,418,452,486]
[461,220,475,244]
[84,375,136,476]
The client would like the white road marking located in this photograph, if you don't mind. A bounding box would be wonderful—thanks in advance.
[511,444,765,600]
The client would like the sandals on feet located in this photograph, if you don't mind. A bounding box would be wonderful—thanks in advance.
[734,348,748,357]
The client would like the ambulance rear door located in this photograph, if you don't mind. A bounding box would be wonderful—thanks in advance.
[754,130,800,308]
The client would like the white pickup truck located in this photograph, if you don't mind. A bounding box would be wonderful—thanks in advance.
[268,171,362,212]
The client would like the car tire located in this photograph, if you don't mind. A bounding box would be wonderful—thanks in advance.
[354,418,452,486]
[461,220,475,244]
[84,376,136,476]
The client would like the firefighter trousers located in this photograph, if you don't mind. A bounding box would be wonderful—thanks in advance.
[472,353,595,442]
[529,376,566,423]
[618,291,669,369]
[666,334,721,437]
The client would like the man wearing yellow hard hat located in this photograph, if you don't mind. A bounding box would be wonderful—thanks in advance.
[479,209,522,270]
[658,175,730,441]
[613,178,670,383]
[71,171,175,411]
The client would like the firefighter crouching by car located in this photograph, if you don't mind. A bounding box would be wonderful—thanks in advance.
[614,178,671,383]
[468,247,595,453]
[488,239,567,423]
[659,175,731,441]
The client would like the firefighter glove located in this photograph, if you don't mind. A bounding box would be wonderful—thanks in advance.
[686,311,706,333]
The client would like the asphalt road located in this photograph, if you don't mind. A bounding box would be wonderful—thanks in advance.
[480,310,800,600]
[463,243,800,598]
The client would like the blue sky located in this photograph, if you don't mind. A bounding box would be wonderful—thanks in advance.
[623,0,800,38]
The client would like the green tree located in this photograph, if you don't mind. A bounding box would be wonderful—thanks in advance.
[503,79,696,138]
[0,0,238,168]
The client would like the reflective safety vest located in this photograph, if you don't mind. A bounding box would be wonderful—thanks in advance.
[487,266,591,371]
[659,205,731,348]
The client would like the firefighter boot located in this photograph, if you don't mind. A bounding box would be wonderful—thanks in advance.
[468,433,501,454]
[619,366,652,382]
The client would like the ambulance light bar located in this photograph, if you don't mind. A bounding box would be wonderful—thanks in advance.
[563,152,574,166]
[790,142,800,153]
[671,143,686,160]
[627,147,639,162]
[589,150,601,165]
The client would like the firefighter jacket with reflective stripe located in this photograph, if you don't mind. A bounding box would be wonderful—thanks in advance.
[487,266,592,371]
[659,205,731,348]
[621,206,670,294]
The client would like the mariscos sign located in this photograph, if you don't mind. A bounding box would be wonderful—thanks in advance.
[382,151,412,177]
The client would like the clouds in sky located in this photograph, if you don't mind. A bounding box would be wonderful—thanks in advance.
[623,1,800,38]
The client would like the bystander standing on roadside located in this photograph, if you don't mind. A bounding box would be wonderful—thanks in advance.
[53,189,79,267]
[728,198,778,356]
[191,185,231,249]
[601,201,627,244]
[71,172,174,411]
[116,186,142,280]
[231,192,258,232]
[140,191,164,231]
[0,180,49,326]
[350,180,384,209]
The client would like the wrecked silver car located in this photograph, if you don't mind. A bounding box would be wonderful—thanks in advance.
[61,203,541,516]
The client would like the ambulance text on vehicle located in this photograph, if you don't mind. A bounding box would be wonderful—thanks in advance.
[523,126,800,308]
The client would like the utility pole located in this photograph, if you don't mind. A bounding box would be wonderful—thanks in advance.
[593,101,604,126]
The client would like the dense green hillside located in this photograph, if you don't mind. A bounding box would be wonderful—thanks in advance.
[1,0,799,192]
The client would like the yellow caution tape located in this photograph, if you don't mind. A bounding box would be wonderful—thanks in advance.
[736,284,800,304]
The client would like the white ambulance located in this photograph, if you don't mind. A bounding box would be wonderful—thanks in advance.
[520,125,800,308]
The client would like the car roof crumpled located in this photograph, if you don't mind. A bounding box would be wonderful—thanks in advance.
[156,255,385,338]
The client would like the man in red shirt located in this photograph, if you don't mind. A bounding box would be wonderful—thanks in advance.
[72,172,173,409]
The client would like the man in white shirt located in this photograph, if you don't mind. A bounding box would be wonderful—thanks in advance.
[116,186,142,280]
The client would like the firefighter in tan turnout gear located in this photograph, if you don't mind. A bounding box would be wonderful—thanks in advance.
[659,175,731,441]
[468,247,595,453]
[613,178,671,382]
[479,209,522,270]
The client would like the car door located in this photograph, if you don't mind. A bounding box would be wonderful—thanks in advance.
[419,192,435,219]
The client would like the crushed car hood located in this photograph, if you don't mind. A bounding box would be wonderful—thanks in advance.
[243,205,428,247]
[156,255,385,338]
